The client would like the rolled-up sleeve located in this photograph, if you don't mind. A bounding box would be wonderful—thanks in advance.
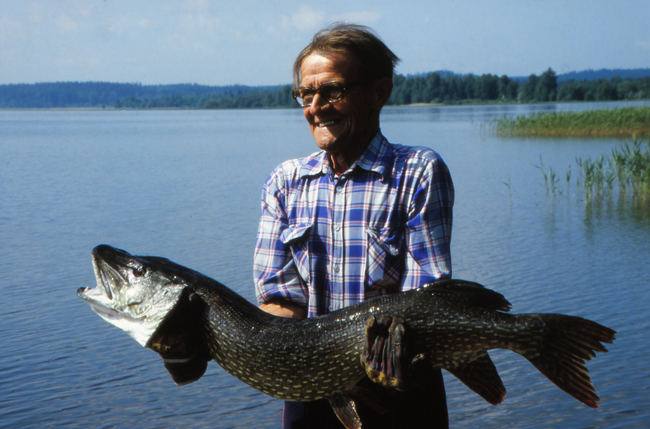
[254,167,309,306]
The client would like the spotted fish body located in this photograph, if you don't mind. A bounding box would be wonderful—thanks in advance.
[78,245,616,429]
[192,277,610,409]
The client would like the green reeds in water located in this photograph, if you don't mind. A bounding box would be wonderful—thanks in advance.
[494,106,650,137]
[532,138,650,204]
[535,156,561,197]
[572,139,650,199]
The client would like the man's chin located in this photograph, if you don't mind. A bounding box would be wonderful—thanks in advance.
[315,138,347,154]
[312,130,345,152]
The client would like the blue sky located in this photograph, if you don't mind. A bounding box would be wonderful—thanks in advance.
[2,0,649,86]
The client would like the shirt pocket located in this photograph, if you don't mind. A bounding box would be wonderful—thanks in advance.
[281,223,312,284]
[365,228,403,289]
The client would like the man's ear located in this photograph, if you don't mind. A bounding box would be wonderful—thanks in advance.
[371,77,394,109]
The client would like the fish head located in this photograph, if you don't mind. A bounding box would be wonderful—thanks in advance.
[77,244,190,347]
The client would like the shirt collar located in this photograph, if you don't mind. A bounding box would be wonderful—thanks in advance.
[355,131,392,181]
[298,131,392,181]
[298,150,330,178]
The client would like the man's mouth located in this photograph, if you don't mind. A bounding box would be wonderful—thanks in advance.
[316,119,339,127]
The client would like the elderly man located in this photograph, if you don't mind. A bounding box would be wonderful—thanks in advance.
[254,23,453,428]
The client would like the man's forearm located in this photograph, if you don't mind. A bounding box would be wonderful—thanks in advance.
[259,299,307,318]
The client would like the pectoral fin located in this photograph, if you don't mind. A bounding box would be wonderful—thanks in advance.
[362,316,410,391]
[146,287,211,386]
[328,391,362,429]
[447,353,506,405]
[163,355,209,386]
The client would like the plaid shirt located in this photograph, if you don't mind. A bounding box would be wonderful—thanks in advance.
[254,131,454,317]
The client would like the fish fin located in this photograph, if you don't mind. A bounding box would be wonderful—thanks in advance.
[425,279,512,312]
[349,384,390,416]
[146,287,212,386]
[163,355,208,386]
[362,316,410,391]
[523,314,616,409]
[447,353,506,405]
[328,391,362,429]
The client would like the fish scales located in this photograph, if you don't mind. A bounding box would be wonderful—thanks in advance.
[191,273,594,402]
[199,287,368,400]
[78,245,616,429]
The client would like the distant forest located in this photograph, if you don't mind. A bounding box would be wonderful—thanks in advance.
[1,68,649,109]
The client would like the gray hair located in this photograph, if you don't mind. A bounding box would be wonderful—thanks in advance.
[293,23,401,87]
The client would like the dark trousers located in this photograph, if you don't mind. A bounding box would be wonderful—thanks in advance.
[283,369,448,429]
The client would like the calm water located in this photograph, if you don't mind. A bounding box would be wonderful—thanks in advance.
[1,102,649,428]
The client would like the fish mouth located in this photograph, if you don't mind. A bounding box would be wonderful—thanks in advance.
[77,245,133,306]
[77,245,164,347]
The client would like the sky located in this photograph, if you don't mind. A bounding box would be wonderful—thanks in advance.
[1,0,650,86]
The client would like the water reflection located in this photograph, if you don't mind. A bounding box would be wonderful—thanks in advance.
[583,192,650,231]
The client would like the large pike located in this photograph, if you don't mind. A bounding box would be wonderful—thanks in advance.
[78,245,615,429]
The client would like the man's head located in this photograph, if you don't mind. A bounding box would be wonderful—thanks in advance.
[292,23,400,173]
[292,23,400,89]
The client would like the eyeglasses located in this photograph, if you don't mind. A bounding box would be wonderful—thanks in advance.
[291,81,362,107]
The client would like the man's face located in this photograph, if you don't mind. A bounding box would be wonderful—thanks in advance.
[299,53,379,158]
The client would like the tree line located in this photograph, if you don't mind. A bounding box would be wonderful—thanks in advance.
[1,69,649,109]
[0,81,281,108]
[115,85,294,109]
[98,70,650,109]
[388,69,650,105]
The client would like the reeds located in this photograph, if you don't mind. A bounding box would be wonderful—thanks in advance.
[535,156,561,196]
[576,138,650,198]
[494,106,650,137]
[539,138,650,201]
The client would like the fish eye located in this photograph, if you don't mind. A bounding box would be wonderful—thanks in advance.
[132,266,146,277]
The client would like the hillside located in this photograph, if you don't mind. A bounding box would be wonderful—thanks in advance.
[557,68,650,82]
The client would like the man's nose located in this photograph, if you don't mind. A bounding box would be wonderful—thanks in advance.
[308,92,329,114]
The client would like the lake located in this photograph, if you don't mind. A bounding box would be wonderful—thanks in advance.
[1,102,649,428]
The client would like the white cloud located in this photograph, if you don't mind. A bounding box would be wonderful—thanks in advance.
[271,6,381,36]
[56,14,81,34]
[635,40,650,51]
[54,55,80,69]
[0,17,24,42]
[280,5,327,32]
[137,18,154,30]
[331,11,381,25]
[178,13,221,32]
[182,0,212,12]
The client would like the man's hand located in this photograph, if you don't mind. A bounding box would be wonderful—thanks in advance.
[362,315,416,391]
[259,299,307,318]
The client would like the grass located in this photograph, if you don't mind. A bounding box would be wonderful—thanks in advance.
[535,156,561,196]
[577,139,650,198]
[493,106,650,137]
[538,138,650,201]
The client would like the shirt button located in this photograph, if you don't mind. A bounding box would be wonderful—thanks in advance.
[333,265,340,273]
[334,224,341,232]
[335,186,342,193]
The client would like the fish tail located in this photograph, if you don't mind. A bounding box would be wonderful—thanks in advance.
[523,314,616,408]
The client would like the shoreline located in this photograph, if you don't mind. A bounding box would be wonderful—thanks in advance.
[2,99,649,112]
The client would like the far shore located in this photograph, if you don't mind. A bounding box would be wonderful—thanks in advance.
[2,99,648,112]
